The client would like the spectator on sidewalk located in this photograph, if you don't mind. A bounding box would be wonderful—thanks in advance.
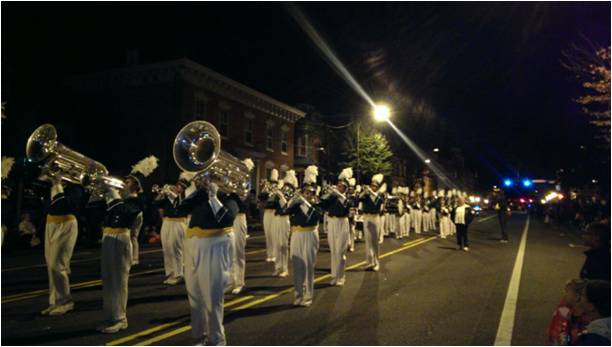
[493,189,510,243]
[580,223,611,281]
[576,280,611,346]
[451,196,475,251]
[547,279,591,345]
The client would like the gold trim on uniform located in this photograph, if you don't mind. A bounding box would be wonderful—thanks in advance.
[290,225,318,233]
[186,227,233,238]
[164,217,187,222]
[103,227,129,234]
[46,214,77,225]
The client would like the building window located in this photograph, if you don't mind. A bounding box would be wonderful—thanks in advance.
[281,130,288,154]
[244,118,254,146]
[296,134,308,158]
[194,95,207,119]
[219,110,229,138]
[266,123,274,151]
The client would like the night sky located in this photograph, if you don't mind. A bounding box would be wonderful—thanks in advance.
[2,2,610,188]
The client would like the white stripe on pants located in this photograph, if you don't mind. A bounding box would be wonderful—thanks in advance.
[363,214,380,268]
[232,214,247,288]
[272,214,290,274]
[45,219,78,306]
[160,219,186,279]
[101,231,132,323]
[290,229,319,305]
[327,217,349,285]
[263,209,275,259]
[184,232,233,345]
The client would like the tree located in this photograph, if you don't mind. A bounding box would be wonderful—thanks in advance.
[340,119,393,181]
[562,45,611,145]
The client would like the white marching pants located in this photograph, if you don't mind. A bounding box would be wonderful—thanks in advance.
[348,221,356,250]
[184,232,233,345]
[363,214,380,268]
[383,214,390,236]
[45,217,78,306]
[450,220,456,235]
[423,210,431,232]
[387,215,399,237]
[327,217,349,285]
[101,230,132,323]
[413,210,422,234]
[263,209,275,260]
[440,216,451,238]
[272,214,290,274]
[231,214,247,289]
[429,208,437,231]
[400,213,411,238]
[160,218,186,279]
[290,229,319,305]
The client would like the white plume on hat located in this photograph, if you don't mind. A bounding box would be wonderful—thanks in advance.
[424,191,429,198]
[283,170,298,188]
[277,179,284,189]
[348,178,356,187]
[242,158,254,172]
[2,156,15,180]
[447,190,452,197]
[392,187,398,194]
[270,169,279,182]
[379,182,387,194]
[371,173,383,185]
[131,155,159,177]
[179,171,196,182]
[355,185,362,193]
[338,167,353,181]
[316,185,321,196]
[304,165,318,185]
[438,189,445,196]
[410,191,415,197]
[417,187,423,195]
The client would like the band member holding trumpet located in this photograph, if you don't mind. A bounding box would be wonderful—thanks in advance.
[228,158,255,295]
[98,156,157,334]
[318,167,354,287]
[285,165,321,306]
[272,170,298,278]
[359,173,385,272]
[40,176,83,316]
[153,172,192,285]
[258,169,279,263]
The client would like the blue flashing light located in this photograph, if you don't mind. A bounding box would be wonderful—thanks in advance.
[522,179,532,187]
[503,179,513,187]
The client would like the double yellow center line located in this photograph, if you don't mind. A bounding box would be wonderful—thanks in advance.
[107,236,437,346]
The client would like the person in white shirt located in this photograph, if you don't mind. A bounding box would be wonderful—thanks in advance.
[452,197,475,251]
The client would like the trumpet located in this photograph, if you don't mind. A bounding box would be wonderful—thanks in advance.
[26,124,124,196]
[152,184,179,200]
[173,121,251,200]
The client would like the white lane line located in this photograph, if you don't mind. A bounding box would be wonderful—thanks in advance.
[476,214,497,223]
[494,216,530,346]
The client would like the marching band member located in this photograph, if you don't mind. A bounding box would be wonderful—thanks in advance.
[449,190,457,236]
[387,187,402,239]
[399,187,411,239]
[272,171,298,278]
[286,165,321,306]
[354,184,364,242]
[179,178,239,346]
[258,169,279,263]
[40,176,83,316]
[228,158,255,294]
[153,172,191,285]
[359,174,385,271]
[412,188,423,234]
[98,156,157,333]
[422,191,431,232]
[347,177,358,252]
[430,190,439,233]
[1,156,14,247]
[439,190,451,239]
[378,182,388,244]
[319,167,354,286]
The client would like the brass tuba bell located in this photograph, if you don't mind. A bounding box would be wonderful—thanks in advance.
[173,121,251,199]
[26,124,125,195]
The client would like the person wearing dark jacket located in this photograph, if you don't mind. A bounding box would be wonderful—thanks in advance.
[576,280,611,346]
[580,223,611,281]
[494,190,510,243]
[451,197,475,251]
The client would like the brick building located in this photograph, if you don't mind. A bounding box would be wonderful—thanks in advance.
[61,58,305,192]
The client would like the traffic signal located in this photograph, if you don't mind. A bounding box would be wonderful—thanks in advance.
[522,179,532,188]
[503,179,513,187]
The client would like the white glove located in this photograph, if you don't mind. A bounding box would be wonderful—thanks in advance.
[185,182,197,199]
[105,188,121,205]
[208,182,219,199]
[50,182,64,199]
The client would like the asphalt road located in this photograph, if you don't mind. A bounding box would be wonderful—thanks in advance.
[1,212,587,346]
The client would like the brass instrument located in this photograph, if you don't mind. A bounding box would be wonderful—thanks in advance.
[173,121,251,200]
[152,184,179,200]
[26,124,124,195]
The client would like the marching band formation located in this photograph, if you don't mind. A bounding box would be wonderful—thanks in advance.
[11,120,478,345]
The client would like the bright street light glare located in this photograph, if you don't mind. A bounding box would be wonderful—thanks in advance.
[433,148,439,152]
[424,159,431,164]
[373,104,391,122]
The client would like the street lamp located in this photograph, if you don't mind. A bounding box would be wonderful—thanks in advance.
[373,104,391,122]
[424,159,431,164]
[433,148,439,152]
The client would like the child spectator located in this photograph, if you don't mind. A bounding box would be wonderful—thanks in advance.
[576,280,611,345]
[547,279,591,345]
